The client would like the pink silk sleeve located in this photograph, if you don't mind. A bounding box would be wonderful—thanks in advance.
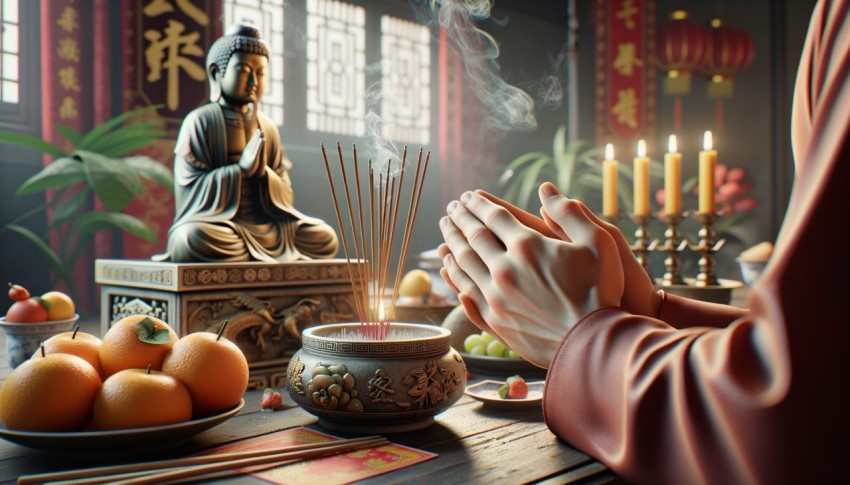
[658,291,747,328]
[542,1,850,482]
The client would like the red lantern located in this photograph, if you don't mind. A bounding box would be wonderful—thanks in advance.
[655,10,712,95]
[701,19,756,98]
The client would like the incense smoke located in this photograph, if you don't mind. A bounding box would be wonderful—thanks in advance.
[429,0,538,134]
[361,62,404,181]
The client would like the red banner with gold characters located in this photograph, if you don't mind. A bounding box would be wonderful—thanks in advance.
[120,0,222,259]
[123,0,221,128]
[41,0,85,151]
[595,0,656,145]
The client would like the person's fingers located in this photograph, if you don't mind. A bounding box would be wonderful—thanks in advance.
[576,203,660,316]
[459,191,529,244]
[447,197,506,256]
[457,293,491,333]
[439,266,460,295]
[441,252,490,319]
[475,189,556,238]
[440,212,492,286]
[538,183,624,306]
[541,209,571,241]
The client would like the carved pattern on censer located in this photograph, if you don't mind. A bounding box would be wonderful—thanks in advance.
[297,360,461,412]
[306,363,364,413]
[288,357,306,396]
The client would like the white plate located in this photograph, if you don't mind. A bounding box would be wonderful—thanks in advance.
[0,399,244,456]
[465,380,544,410]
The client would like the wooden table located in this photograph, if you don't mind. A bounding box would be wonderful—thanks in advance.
[0,324,615,485]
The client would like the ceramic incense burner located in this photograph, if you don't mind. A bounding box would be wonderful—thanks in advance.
[287,322,466,433]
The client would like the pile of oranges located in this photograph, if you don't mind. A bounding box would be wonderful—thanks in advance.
[0,314,249,432]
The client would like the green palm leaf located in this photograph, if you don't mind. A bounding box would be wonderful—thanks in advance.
[71,212,157,242]
[76,105,162,149]
[16,157,87,195]
[0,131,65,158]
[123,156,174,190]
[79,150,145,212]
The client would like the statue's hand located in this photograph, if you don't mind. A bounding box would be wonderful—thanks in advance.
[239,129,266,176]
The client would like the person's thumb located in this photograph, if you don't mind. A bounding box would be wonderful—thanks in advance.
[538,182,624,307]
[537,182,596,246]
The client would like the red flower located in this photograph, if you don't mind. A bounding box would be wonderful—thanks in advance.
[654,163,758,217]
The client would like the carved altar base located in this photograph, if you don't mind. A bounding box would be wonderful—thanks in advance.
[94,259,360,390]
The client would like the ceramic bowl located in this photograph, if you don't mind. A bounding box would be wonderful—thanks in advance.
[0,314,79,368]
[287,322,466,434]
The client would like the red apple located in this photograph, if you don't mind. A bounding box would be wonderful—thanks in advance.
[5,298,49,323]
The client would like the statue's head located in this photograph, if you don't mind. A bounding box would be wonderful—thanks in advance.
[207,23,270,104]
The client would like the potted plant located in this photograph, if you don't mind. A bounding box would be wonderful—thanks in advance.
[0,106,173,314]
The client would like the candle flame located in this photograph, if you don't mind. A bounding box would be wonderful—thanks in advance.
[637,139,646,158]
[668,134,678,154]
[605,143,614,161]
[703,130,713,151]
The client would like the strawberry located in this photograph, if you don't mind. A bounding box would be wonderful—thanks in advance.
[261,388,283,411]
[497,375,529,399]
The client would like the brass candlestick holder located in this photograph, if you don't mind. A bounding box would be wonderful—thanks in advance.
[689,211,726,287]
[656,212,688,286]
[602,213,622,227]
[629,214,658,271]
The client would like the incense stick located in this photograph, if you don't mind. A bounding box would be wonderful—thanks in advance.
[322,143,430,339]
[18,435,387,485]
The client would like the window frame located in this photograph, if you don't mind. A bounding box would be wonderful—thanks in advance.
[268,0,436,153]
[0,0,40,134]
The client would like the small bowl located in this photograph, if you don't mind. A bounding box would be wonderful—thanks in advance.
[0,314,79,368]
[736,258,768,286]
[391,301,457,325]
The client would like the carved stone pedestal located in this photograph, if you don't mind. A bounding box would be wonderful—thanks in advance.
[94,259,360,390]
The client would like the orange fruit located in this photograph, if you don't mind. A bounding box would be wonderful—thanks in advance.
[0,353,101,431]
[92,366,192,430]
[100,314,178,377]
[33,326,104,377]
[162,328,249,417]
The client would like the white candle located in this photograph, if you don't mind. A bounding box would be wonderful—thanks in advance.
[664,135,682,215]
[602,143,618,217]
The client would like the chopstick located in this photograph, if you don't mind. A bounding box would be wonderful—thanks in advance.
[18,435,387,485]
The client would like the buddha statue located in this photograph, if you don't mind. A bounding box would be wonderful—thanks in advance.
[154,23,339,263]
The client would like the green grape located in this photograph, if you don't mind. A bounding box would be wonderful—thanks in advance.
[464,334,485,353]
[469,344,487,355]
[479,331,495,345]
[486,340,507,357]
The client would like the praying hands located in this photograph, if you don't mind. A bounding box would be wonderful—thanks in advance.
[438,182,660,368]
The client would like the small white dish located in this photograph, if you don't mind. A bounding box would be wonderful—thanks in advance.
[465,380,544,410]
